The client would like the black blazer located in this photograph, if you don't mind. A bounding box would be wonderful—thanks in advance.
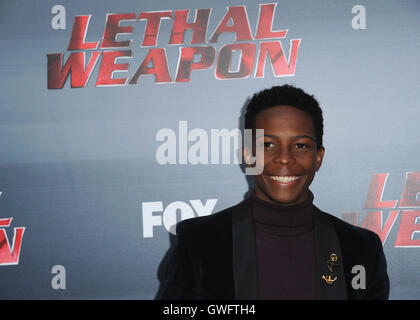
[156,198,389,300]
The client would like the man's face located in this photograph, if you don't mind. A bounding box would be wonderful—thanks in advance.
[245,105,325,206]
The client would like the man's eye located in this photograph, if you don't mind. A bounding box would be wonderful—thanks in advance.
[264,142,275,148]
[296,143,309,149]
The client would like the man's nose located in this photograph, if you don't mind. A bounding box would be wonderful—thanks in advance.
[272,147,296,165]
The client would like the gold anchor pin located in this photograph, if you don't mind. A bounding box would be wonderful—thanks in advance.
[322,253,338,284]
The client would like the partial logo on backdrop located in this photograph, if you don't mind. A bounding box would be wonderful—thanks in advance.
[0,218,25,266]
[342,172,420,247]
[142,199,218,238]
[0,192,26,266]
[47,3,301,88]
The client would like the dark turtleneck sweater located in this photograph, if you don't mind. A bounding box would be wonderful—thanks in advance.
[251,191,316,300]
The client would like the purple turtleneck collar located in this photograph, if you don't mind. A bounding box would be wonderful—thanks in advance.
[250,190,316,299]
[251,190,314,235]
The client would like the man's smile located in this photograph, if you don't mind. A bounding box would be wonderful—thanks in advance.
[265,174,303,186]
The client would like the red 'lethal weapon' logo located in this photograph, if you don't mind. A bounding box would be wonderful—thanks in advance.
[0,218,25,266]
[342,172,420,247]
[47,4,301,89]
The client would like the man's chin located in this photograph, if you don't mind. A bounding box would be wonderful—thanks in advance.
[265,190,309,206]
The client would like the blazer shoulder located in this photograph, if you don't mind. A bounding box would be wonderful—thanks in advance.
[175,201,242,238]
[316,207,381,246]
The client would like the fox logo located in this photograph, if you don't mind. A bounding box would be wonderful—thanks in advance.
[0,218,25,266]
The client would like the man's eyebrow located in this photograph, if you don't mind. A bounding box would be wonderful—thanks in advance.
[261,134,316,141]
[295,134,316,141]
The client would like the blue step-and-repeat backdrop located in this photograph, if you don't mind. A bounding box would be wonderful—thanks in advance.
[0,0,419,299]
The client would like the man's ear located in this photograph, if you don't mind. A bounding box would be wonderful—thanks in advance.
[242,147,252,166]
[315,147,325,172]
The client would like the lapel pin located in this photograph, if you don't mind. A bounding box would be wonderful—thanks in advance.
[322,253,338,284]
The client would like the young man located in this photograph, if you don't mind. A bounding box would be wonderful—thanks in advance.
[156,85,389,300]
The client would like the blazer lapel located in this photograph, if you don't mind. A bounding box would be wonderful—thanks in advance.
[230,200,348,300]
[232,199,259,300]
[313,207,348,299]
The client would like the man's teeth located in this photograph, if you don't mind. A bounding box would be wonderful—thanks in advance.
[269,176,300,183]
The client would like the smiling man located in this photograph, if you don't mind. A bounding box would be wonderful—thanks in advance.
[251,105,324,206]
[156,85,389,300]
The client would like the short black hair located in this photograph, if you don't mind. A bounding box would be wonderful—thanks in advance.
[244,84,324,150]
